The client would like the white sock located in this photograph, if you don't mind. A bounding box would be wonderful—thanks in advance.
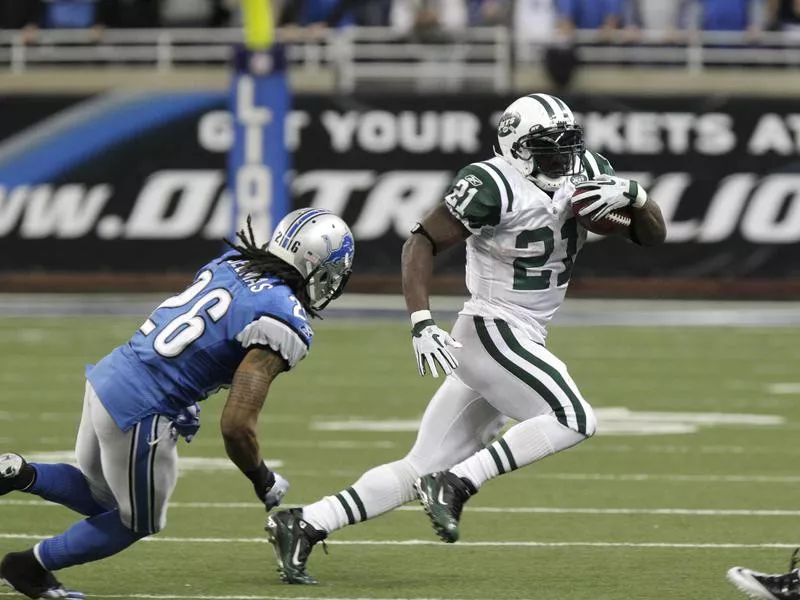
[302,458,419,533]
[451,414,587,489]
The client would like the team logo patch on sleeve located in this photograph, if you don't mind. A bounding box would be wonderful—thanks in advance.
[465,174,483,187]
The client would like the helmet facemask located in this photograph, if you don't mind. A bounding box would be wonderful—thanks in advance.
[512,124,585,191]
[305,261,352,311]
[513,124,585,178]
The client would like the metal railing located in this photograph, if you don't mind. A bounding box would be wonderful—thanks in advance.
[0,27,798,91]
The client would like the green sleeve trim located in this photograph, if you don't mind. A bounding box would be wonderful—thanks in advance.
[478,161,514,212]
[445,164,502,230]
[582,150,615,178]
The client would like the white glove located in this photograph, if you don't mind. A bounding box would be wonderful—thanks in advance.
[410,310,462,378]
[572,176,648,221]
[265,472,290,511]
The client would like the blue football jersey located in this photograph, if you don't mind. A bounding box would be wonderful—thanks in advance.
[88,251,314,431]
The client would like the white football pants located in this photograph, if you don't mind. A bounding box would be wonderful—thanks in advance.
[75,381,179,534]
[303,314,596,531]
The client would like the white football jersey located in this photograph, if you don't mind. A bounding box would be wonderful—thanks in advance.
[444,150,614,344]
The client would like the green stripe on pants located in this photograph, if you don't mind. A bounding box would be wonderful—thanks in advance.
[495,319,587,434]
[473,316,570,430]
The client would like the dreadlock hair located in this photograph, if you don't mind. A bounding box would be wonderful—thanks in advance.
[224,218,320,319]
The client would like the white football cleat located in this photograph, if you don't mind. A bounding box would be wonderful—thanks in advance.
[727,550,800,600]
[0,454,34,496]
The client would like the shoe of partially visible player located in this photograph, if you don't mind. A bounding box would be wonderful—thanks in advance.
[728,549,800,600]
[0,454,35,496]
[265,509,327,585]
[414,471,476,544]
[0,550,85,599]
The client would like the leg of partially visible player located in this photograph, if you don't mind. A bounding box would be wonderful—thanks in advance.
[1,383,178,599]
[0,382,117,518]
[266,375,504,584]
[727,549,800,600]
[415,316,597,543]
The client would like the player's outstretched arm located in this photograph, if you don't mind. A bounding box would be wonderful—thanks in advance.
[402,204,471,377]
[402,204,470,313]
[221,348,290,509]
[629,196,667,247]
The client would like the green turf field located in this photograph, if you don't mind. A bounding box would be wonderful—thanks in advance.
[1,316,799,600]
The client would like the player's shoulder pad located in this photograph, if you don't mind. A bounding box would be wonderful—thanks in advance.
[194,249,236,279]
[581,150,615,178]
[236,285,313,369]
[446,160,513,232]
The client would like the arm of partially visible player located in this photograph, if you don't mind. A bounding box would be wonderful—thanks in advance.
[402,204,471,377]
[221,347,289,508]
[402,203,471,314]
[629,195,667,247]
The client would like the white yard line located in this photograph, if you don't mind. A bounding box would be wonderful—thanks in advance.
[769,383,800,394]
[0,533,795,549]
[518,472,800,483]
[3,499,800,517]
[280,470,800,483]
[4,468,799,484]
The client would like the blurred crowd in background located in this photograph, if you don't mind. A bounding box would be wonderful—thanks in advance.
[1,0,800,39]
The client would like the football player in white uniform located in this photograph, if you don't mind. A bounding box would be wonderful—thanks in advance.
[266,93,667,584]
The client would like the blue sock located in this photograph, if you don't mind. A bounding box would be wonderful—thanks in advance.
[28,463,107,517]
[37,509,145,571]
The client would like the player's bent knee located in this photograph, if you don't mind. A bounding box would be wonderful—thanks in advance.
[119,507,166,536]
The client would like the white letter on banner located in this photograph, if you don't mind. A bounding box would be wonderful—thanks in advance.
[748,114,793,155]
[322,111,359,152]
[198,111,234,153]
[697,174,756,243]
[353,171,451,240]
[126,171,221,239]
[742,175,800,243]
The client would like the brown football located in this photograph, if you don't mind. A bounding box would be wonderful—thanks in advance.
[571,189,632,237]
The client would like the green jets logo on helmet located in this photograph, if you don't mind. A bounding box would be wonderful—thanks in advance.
[497,111,521,137]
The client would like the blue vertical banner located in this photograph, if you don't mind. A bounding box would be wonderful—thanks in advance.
[228,45,290,245]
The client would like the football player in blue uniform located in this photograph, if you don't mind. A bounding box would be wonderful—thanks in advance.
[0,208,354,599]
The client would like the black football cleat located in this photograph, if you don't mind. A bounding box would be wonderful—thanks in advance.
[0,454,35,496]
[728,549,800,600]
[0,550,84,599]
[414,471,476,543]
[265,509,327,585]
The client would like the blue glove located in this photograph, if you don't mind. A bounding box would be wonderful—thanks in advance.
[172,403,201,443]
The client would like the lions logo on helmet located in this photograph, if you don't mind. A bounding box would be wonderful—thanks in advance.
[496,93,585,193]
[267,208,355,311]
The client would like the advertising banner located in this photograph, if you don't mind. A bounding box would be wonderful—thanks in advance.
[0,93,798,293]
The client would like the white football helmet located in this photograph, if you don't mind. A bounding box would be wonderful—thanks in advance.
[267,208,355,311]
[496,93,585,192]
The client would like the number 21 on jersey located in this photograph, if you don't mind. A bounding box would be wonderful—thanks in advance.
[513,219,579,291]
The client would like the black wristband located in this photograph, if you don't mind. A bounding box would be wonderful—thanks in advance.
[410,223,438,256]
[412,318,436,337]
[244,462,275,501]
